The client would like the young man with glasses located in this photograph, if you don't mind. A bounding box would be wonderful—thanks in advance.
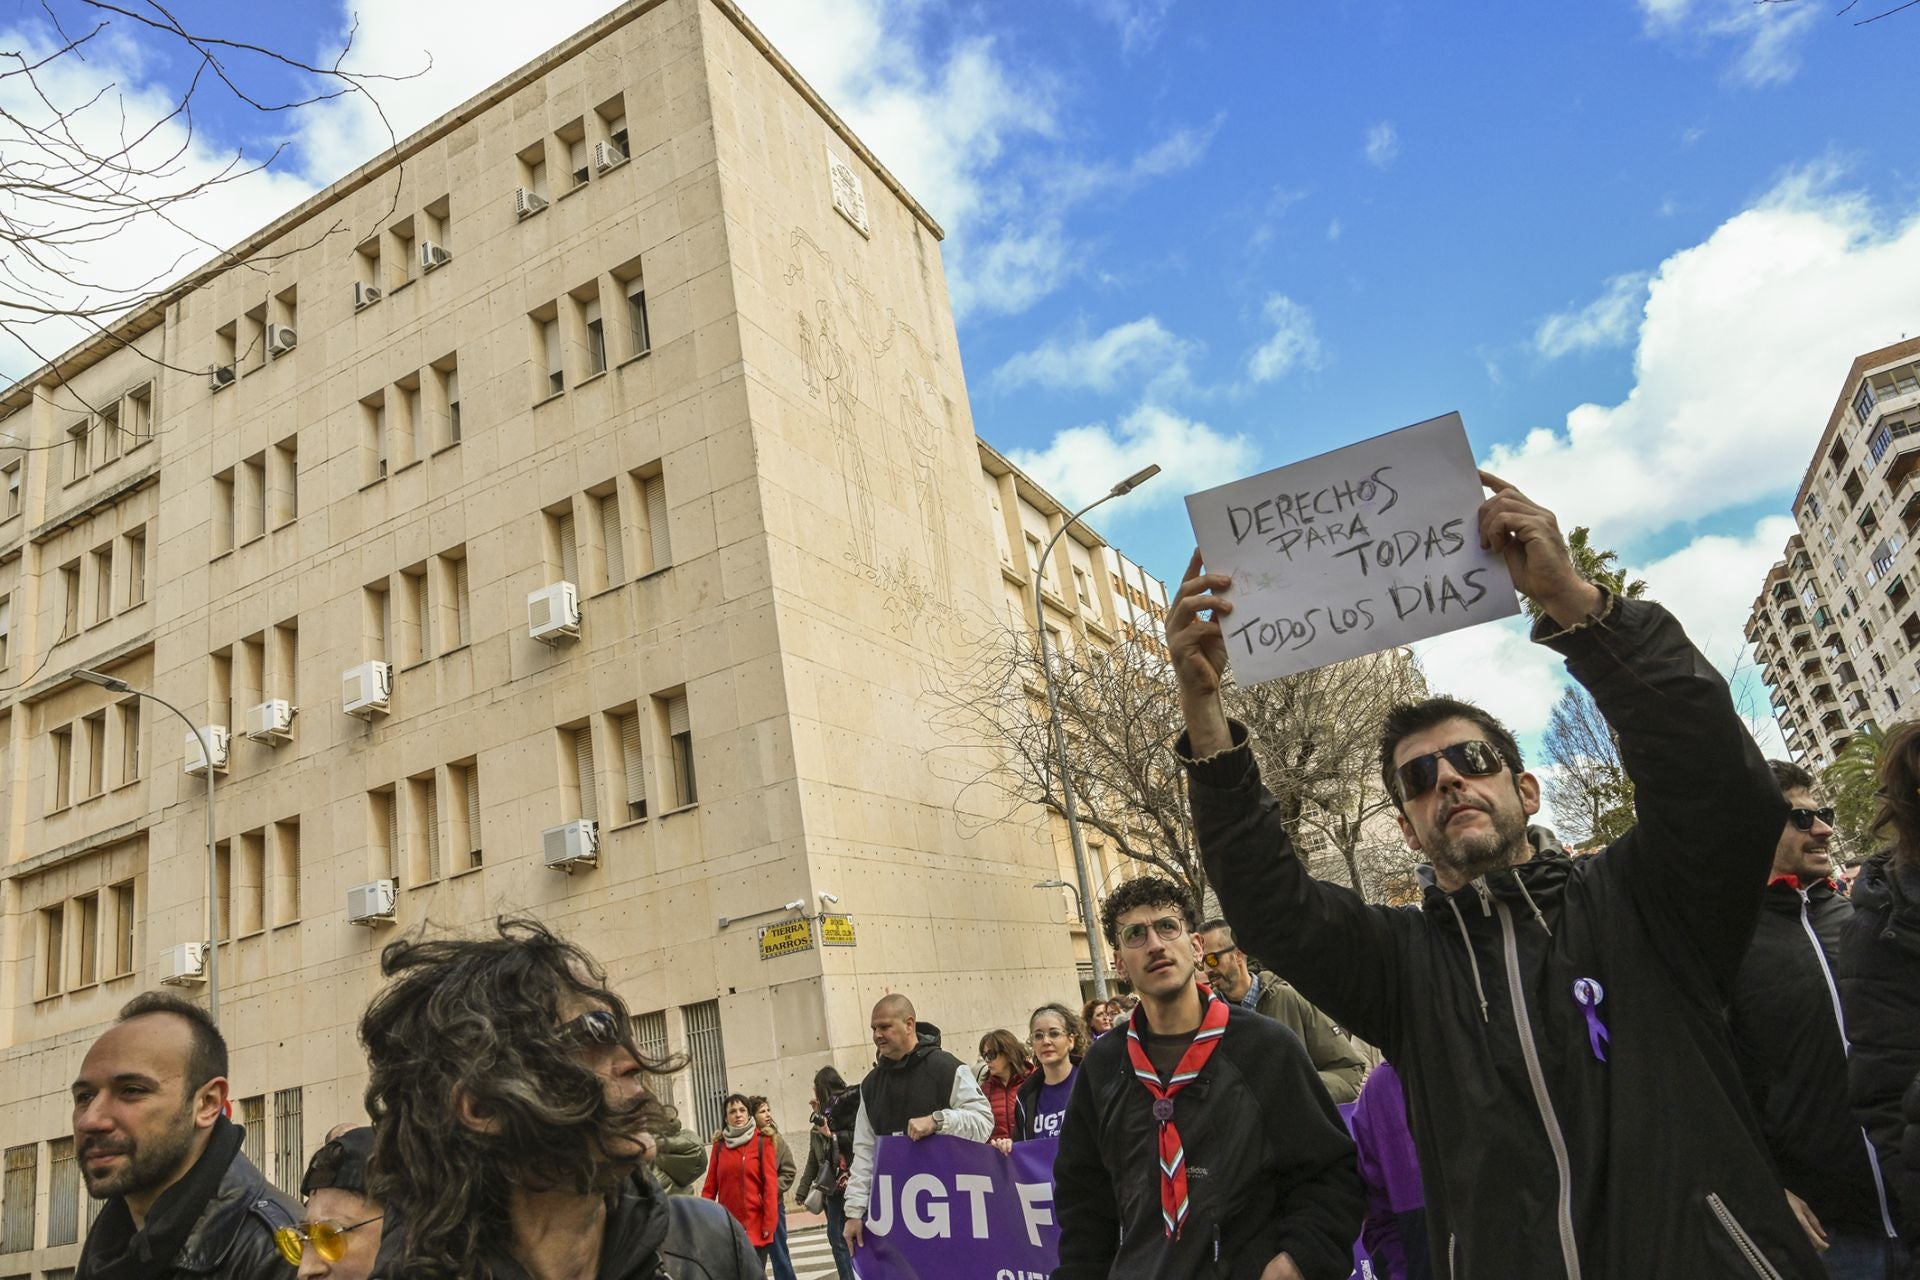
[1196,920,1368,1103]
[1167,473,1825,1278]
[1731,761,1904,1276]
[1052,875,1361,1280]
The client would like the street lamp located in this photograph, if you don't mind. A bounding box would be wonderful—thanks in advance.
[1033,877,1082,916]
[1034,463,1160,999]
[74,669,221,1026]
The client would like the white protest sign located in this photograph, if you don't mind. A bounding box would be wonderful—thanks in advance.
[1183,412,1519,683]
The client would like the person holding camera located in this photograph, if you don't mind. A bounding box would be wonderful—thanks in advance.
[798,1068,855,1280]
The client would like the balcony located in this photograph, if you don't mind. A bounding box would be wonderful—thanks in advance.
[1772,579,1794,602]
[1904,613,1920,651]
[1820,708,1848,735]
[1882,433,1920,491]
[1790,628,1814,653]
[1837,661,1862,686]
[1781,603,1807,628]
[1890,574,1912,610]
[1800,654,1825,678]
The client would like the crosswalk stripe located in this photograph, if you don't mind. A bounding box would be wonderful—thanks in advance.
[781,1225,841,1280]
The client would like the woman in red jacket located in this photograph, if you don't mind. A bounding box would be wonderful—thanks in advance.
[702,1093,778,1261]
[977,1028,1032,1145]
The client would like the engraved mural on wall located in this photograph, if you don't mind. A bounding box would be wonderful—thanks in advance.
[785,225,958,642]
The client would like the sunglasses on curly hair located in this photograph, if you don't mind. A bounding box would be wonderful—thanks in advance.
[561,1008,623,1046]
[1395,740,1507,801]
[274,1217,382,1265]
[1787,806,1835,832]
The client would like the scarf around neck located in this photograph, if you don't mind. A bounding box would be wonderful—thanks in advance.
[80,1112,244,1280]
[722,1123,758,1149]
[1124,990,1229,1239]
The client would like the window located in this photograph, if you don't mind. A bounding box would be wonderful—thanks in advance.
[1026,534,1046,587]
[537,312,563,397]
[68,419,89,483]
[636,468,672,572]
[59,558,81,638]
[215,320,237,374]
[362,392,388,483]
[1856,381,1877,425]
[432,355,461,448]
[1871,423,1895,462]
[91,542,114,625]
[0,594,9,668]
[449,760,481,869]
[370,787,399,883]
[624,276,651,358]
[518,141,549,200]
[272,286,298,355]
[569,725,598,823]
[270,436,298,527]
[364,581,391,663]
[236,829,265,936]
[390,216,416,284]
[2,460,19,517]
[272,617,299,703]
[596,488,624,587]
[423,195,451,255]
[40,904,65,994]
[561,119,589,188]
[75,892,99,986]
[212,467,236,554]
[596,94,629,160]
[2,1143,35,1252]
[633,1010,672,1108]
[683,1001,728,1137]
[272,1088,303,1197]
[126,383,153,445]
[117,700,141,784]
[584,294,607,375]
[210,647,233,732]
[409,772,441,884]
[394,375,421,470]
[398,564,427,666]
[124,525,148,608]
[438,549,470,651]
[110,882,135,976]
[614,708,646,821]
[47,1136,79,1246]
[213,840,230,941]
[239,1096,265,1169]
[272,819,301,926]
[51,725,73,810]
[664,692,696,807]
[96,400,121,467]
[549,505,580,584]
[82,710,106,799]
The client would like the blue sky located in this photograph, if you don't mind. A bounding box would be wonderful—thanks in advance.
[13,0,1920,765]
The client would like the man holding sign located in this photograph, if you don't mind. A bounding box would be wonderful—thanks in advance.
[1168,471,1825,1279]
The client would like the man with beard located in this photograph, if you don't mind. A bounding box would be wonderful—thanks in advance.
[1732,762,1903,1275]
[71,991,296,1279]
[359,917,758,1280]
[1167,473,1825,1278]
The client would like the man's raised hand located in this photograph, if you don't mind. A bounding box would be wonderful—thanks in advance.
[1476,470,1605,629]
[1167,549,1235,757]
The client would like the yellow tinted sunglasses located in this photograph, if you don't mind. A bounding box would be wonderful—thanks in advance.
[274,1216,382,1265]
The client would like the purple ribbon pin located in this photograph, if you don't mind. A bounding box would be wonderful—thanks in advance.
[1572,978,1610,1063]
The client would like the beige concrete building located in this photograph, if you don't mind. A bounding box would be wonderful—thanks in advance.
[1747,337,1920,769]
[0,1,1174,1265]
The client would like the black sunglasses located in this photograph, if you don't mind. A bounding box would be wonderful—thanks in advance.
[562,1008,622,1046]
[1396,740,1507,801]
[1788,807,1835,832]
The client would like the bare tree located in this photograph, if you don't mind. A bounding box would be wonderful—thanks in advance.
[1540,682,1634,847]
[928,624,1426,908]
[1,2,424,387]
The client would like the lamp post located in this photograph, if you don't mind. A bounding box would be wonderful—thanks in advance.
[75,669,220,1026]
[1033,463,1160,999]
[1033,877,1083,918]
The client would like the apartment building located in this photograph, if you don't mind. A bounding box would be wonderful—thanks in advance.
[1747,337,1920,769]
[0,2,1151,1267]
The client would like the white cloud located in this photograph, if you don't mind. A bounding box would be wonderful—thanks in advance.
[1364,122,1399,169]
[1532,272,1651,359]
[1007,404,1257,512]
[1326,218,1343,242]
[993,317,1197,393]
[1485,164,1920,541]
[1413,618,1568,741]
[1634,515,1798,669]
[1638,0,1821,86]
[1247,293,1326,383]
[1078,0,1181,51]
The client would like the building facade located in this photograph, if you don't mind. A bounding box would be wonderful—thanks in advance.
[1748,337,1920,769]
[0,2,1170,1267]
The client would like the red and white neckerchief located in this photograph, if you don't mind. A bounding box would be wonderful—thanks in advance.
[1124,989,1229,1239]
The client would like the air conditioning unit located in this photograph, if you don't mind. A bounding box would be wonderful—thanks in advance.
[210,365,236,390]
[528,581,581,644]
[244,699,295,744]
[593,141,623,172]
[159,942,207,986]
[353,281,382,309]
[183,726,230,776]
[266,325,297,354]
[514,187,548,219]
[346,879,397,926]
[419,241,452,272]
[542,820,599,872]
[342,661,393,719]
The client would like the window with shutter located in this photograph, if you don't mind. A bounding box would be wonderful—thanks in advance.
[465,765,483,864]
[600,493,625,586]
[559,511,579,584]
[454,555,472,647]
[423,780,441,881]
[620,711,646,820]
[574,728,597,822]
[643,473,670,570]
[386,791,401,882]
[667,693,695,807]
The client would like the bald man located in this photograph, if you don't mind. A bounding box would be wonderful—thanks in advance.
[842,995,993,1253]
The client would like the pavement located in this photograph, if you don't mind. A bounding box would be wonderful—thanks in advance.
[782,1219,842,1280]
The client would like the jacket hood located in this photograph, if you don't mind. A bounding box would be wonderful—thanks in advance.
[876,1021,943,1069]
[1417,824,1570,914]
[1851,850,1920,934]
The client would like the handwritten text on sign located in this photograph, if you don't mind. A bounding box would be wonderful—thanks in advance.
[1184,413,1519,682]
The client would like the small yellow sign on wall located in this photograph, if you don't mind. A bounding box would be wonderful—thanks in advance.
[759,919,815,960]
[820,914,857,946]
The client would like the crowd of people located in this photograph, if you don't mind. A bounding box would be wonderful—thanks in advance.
[50,478,1920,1280]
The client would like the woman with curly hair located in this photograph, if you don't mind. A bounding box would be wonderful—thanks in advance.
[1013,1003,1086,1144]
[977,1028,1033,1144]
[1082,998,1115,1039]
[703,1094,781,1263]
[358,916,757,1280]
[1839,722,1920,1275]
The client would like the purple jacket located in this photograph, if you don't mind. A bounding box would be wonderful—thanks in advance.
[1348,1063,1428,1280]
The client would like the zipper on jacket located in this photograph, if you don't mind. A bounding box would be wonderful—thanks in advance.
[1795,891,1902,1240]
[1494,899,1582,1280]
[1447,1233,1457,1280]
[1706,1192,1787,1280]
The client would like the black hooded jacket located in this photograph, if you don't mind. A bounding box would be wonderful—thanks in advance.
[1839,849,1920,1264]
[1731,874,1898,1235]
[371,1168,757,1279]
[857,1021,963,1137]
[1187,597,1824,1279]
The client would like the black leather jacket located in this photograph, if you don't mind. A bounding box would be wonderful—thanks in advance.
[79,1148,298,1280]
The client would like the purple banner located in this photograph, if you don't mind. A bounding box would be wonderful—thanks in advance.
[852,1136,1059,1280]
